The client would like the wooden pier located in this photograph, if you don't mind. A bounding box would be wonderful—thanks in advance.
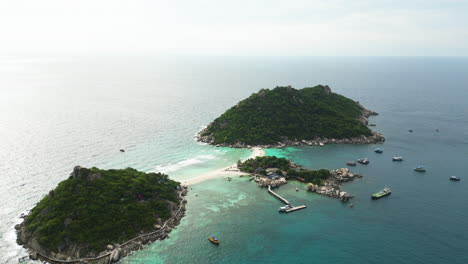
[267,186,306,213]
[285,205,307,213]
[268,185,290,205]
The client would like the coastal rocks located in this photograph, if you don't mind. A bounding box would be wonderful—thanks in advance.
[306,168,361,202]
[331,168,362,182]
[311,185,352,202]
[197,131,384,149]
[29,252,38,260]
[71,166,102,181]
[16,187,188,264]
[307,183,317,192]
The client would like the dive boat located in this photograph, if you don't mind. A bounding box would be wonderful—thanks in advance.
[414,166,426,172]
[392,157,403,161]
[374,148,384,153]
[450,176,461,181]
[208,235,220,244]
[278,205,292,212]
[357,158,369,164]
[346,161,357,166]
[371,187,391,200]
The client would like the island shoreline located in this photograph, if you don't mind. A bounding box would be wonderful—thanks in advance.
[16,186,188,264]
[196,108,384,148]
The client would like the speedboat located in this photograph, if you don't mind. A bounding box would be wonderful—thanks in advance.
[450,176,461,181]
[392,157,403,161]
[414,166,426,172]
[374,148,384,153]
[279,205,292,212]
[357,158,369,164]
[208,235,220,244]
[346,161,357,166]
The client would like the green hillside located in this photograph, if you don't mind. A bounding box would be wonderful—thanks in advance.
[22,167,180,252]
[199,85,373,145]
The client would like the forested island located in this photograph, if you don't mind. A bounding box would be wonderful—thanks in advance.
[197,85,384,148]
[16,166,187,263]
[238,156,362,201]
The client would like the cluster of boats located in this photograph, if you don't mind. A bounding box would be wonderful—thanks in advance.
[346,148,461,200]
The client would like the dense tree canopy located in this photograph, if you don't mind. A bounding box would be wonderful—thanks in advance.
[238,156,330,185]
[201,85,372,145]
[24,167,180,252]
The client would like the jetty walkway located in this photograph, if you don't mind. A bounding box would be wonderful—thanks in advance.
[268,185,290,205]
[267,186,306,213]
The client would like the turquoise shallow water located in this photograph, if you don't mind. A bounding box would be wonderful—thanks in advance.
[0,55,467,263]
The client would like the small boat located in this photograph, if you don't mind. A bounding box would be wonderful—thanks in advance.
[408,129,413,132]
[295,187,299,192]
[319,142,325,147]
[392,157,403,161]
[371,187,391,200]
[278,205,292,212]
[346,161,357,166]
[120,149,125,152]
[374,148,384,153]
[414,166,426,172]
[450,176,461,181]
[208,235,220,244]
[357,158,369,164]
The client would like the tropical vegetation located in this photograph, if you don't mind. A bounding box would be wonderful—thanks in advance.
[23,167,180,253]
[238,156,330,185]
[200,85,372,145]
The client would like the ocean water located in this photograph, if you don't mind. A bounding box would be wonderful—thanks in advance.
[0,55,467,263]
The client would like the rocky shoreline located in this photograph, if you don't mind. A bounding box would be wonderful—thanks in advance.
[306,168,362,202]
[197,108,384,148]
[249,167,361,202]
[16,188,188,264]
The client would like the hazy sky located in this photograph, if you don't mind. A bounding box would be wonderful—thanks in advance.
[0,0,467,55]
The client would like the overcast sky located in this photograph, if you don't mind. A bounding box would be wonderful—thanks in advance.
[0,0,467,55]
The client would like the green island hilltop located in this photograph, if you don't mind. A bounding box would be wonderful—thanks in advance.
[16,166,187,263]
[197,85,384,147]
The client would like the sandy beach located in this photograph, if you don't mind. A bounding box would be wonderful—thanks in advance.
[184,147,265,185]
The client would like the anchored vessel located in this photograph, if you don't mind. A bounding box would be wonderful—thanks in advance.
[392,157,403,161]
[414,166,426,172]
[208,235,220,245]
[371,187,391,200]
[450,176,461,181]
[346,161,357,166]
[357,158,369,164]
[374,148,384,153]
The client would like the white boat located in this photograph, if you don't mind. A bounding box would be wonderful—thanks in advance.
[279,205,292,212]
[392,157,403,161]
[319,142,324,146]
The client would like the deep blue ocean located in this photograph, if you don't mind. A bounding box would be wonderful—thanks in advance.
[0,55,467,263]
